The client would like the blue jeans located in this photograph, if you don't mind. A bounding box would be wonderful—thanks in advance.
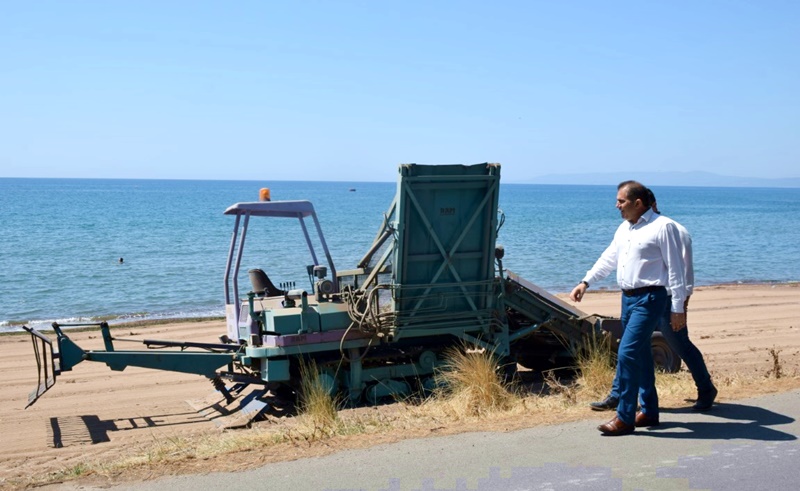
[654,300,714,393]
[610,297,714,399]
[614,288,666,425]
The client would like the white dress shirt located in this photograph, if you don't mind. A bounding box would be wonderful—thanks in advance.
[582,208,688,313]
[641,215,694,296]
[674,220,694,296]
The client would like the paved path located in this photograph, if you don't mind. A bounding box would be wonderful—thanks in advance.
[73,390,800,490]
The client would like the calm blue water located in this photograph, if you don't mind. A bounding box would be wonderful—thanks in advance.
[2,178,799,332]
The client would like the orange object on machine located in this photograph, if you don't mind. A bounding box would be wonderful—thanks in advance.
[259,188,271,202]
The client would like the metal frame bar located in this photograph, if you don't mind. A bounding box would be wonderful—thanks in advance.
[222,200,339,337]
[310,211,338,291]
[298,217,319,265]
[224,214,241,305]
[22,326,59,408]
[231,213,251,328]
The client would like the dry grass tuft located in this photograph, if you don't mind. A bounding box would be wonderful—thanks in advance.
[427,346,518,418]
[766,347,783,379]
[542,369,579,405]
[297,360,342,438]
[653,371,697,402]
[573,331,616,400]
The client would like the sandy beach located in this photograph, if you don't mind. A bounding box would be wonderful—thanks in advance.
[1,283,798,488]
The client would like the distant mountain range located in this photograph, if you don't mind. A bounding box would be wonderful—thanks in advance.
[523,171,800,188]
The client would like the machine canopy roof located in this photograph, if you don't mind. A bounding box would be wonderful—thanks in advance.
[223,200,317,219]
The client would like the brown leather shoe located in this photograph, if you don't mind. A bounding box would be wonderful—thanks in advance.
[597,416,634,436]
[635,411,660,427]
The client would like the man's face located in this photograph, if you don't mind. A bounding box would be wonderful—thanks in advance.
[616,187,645,223]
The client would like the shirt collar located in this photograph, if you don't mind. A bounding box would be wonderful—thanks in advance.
[641,208,657,223]
[630,208,657,228]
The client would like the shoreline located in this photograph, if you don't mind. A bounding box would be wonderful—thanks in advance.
[2,281,799,334]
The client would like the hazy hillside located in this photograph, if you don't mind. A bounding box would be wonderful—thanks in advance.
[524,171,800,188]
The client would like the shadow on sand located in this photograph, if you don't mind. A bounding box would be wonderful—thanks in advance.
[47,411,207,448]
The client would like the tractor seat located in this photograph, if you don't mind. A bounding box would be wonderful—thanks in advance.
[248,268,284,297]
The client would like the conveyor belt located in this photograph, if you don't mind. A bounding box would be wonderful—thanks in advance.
[503,270,622,344]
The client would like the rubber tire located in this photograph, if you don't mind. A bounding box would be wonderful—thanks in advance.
[651,332,681,373]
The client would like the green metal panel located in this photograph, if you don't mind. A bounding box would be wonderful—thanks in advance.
[392,163,501,336]
[316,303,352,331]
[259,358,290,382]
[264,309,304,334]
[264,307,325,335]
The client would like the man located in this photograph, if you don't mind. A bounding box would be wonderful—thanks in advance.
[589,189,717,413]
[570,181,687,436]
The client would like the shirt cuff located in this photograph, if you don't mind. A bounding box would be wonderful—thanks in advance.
[671,296,685,313]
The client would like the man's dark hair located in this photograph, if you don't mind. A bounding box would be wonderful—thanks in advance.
[618,180,651,208]
[645,188,656,204]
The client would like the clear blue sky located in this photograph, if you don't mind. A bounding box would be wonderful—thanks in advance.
[2,1,798,183]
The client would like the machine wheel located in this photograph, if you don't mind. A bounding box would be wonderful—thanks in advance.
[651,332,681,373]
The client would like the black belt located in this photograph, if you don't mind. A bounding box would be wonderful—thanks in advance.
[622,285,665,296]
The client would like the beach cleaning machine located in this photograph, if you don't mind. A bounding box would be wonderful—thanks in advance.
[23,164,679,425]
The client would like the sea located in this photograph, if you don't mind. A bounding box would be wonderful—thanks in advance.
[2,177,799,333]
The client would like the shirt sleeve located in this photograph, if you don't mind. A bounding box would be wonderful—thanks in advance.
[583,240,617,286]
[661,222,687,313]
[681,228,694,296]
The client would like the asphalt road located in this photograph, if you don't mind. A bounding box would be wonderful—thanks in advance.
[69,390,799,491]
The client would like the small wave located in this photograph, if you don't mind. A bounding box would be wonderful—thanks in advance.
[0,308,226,334]
[0,315,95,333]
